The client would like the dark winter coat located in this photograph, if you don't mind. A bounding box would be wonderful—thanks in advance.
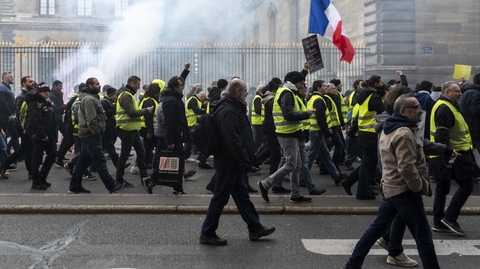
[49,89,65,124]
[101,95,117,140]
[163,88,188,145]
[212,94,254,171]
[460,83,480,148]
[24,93,55,141]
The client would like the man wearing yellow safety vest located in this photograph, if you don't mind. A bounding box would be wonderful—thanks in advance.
[307,80,346,185]
[430,81,475,236]
[354,75,386,200]
[115,76,154,188]
[251,85,265,152]
[343,79,363,169]
[258,71,314,203]
[184,91,212,169]
[324,82,346,169]
[139,83,160,169]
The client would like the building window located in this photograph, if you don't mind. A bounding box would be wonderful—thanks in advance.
[77,0,92,16]
[115,0,129,17]
[40,0,55,15]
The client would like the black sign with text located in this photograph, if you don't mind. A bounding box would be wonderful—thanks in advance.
[302,35,324,73]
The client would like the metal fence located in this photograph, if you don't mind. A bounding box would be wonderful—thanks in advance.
[0,37,367,98]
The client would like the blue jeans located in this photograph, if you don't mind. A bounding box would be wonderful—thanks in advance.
[117,129,148,181]
[307,131,339,180]
[69,135,117,191]
[346,191,439,269]
[201,166,262,237]
[356,146,376,199]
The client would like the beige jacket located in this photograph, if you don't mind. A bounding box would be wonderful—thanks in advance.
[379,125,430,198]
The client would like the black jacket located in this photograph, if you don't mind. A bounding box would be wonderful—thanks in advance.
[101,96,117,140]
[24,93,55,141]
[49,89,65,124]
[460,83,480,148]
[212,94,254,171]
[163,88,188,145]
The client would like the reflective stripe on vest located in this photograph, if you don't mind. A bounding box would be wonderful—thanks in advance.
[251,94,264,125]
[324,94,341,127]
[295,95,310,131]
[358,94,376,134]
[430,100,472,152]
[185,96,202,127]
[116,91,141,131]
[307,93,331,131]
[139,97,158,129]
[273,87,303,134]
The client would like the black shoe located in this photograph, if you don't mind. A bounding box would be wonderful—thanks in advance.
[184,170,197,180]
[340,180,352,195]
[334,174,347,186]
[142,177,154,194]
[206,184,214,193]
[54,159,64,168]
[31,184,48,190]
[356,195,376,200]
[68,186,91,194]
[109,182,126,194]
[6,164,17,171]
[309,189,326,195]
[258,181,269,202]
[125,162,131,169]
[432,223,453,233]
[199,234,227,246]
[122,180,134,188]
[250,167,261,174]
[82,172,97,181]
[272,186,291,193]
[299,181,306,187]
[289,196,312,203]
[198,163,214,169]
[441,218,466,236]
[44,182,52,188]
[248,184,258,193]
[63,164,73,176]
[249,226,276,241]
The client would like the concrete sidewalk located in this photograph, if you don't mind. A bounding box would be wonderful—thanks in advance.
[1,192,480,215]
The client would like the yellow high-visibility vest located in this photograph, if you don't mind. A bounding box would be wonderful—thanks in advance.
[116,91,141,131]
[295,95,310,131]
[338,91,348,123]
[430,100,472,152]
[307,93,331,131]
[185,95,202,127]
[139,97,158,129]
[251,94,264,125]
[324,94,341,127]
[358,94,376,134]
[273,87,303,134]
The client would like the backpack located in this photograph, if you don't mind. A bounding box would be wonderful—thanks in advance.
[190,102,225,156]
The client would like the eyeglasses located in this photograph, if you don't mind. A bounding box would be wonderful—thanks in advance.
[403,105,421,110]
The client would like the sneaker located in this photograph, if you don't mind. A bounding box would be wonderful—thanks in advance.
[122,180,134,188]
[109,182,126,194]
[272,186,291,193]
[249,226,276,241]
[184,170,197,180]
[290,196,312,203]
[130,166,139,174]
[142,177,154,194]
[63,164,73,176]
[199,234,227,246]
[258,181,270,202]
[376,237,389,251]
[432,223,453,233]
[386,253,418,267]
[309,188,326,195]
[5,164,17,171]
[441,218,466,236]
[186,157,197,162]
[68,186,91,194]
[82,172,97,181]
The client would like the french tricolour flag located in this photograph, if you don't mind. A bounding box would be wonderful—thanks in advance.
[308,0,355,63]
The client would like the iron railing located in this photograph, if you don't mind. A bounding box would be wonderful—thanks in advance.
[0,37,367,98]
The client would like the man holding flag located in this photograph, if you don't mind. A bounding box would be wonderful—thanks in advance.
[309,0,355,63]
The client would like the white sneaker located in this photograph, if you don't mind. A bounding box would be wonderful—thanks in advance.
[376,237,388,251]
[386,253,418,267]
[130,166,139,174]
[186,158,196,162]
